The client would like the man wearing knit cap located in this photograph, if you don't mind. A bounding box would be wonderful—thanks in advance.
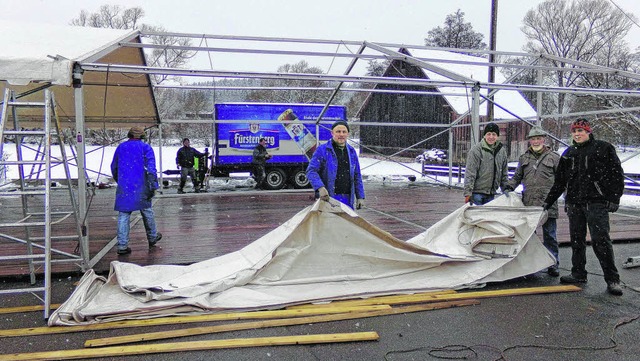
[111,126,162,255]
[176,138,206,194]
[463,122,509,205]
[543,118,624,295]
[306,120,365,209]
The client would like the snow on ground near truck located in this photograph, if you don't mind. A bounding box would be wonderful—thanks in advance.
[2,144,640,209]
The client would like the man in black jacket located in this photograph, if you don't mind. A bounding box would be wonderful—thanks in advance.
[252,138,272,189]
[176,138,204,194]
[543,119,624,295]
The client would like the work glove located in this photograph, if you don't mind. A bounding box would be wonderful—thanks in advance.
[606,201,619,213]
[464,195,472,205]
[318,187,330,201]
[355,198,365,210]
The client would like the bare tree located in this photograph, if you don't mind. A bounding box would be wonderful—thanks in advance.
[69,5,194,84]
[247,60,327,103]
[70,5,144,29]
[70,4,197,144]
[425,9,486,52]
[521,0,636,140]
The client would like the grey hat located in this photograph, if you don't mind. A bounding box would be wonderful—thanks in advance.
[527,126,546,138]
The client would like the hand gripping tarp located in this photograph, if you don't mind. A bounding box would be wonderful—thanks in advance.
[49,195,554,326]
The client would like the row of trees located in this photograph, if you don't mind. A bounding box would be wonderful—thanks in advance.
[70,1,640,146]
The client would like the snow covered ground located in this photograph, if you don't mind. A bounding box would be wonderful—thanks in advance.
[2,143,640,209]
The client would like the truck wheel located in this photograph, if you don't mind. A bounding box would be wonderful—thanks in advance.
[290,170,310,189]
[264,168,287,190]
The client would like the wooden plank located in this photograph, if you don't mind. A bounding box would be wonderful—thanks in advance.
[0,304,60,314]
[85,300,478,348]
[0,304,390,338]
[288,290,458,309]
[288,285,581,309]
[0,331,379,361]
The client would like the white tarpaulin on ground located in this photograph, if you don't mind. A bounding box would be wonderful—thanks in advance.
[49,195,554,326]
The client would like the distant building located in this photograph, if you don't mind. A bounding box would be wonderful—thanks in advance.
[357,48,536,163]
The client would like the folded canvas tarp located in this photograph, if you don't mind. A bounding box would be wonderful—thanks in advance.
[49,195,554,326]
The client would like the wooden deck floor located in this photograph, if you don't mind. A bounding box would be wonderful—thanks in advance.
[1,182,640,277]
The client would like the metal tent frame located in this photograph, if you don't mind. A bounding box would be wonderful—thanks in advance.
[4,31,640,315]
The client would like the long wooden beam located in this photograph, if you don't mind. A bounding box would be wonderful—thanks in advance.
[288,285,581,309]
[0,305,390,338]
[0,304,61,314]
[85,300,479,348]
[0,331,380,361]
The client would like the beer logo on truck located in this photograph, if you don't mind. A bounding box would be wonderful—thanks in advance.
[229,128,279,150]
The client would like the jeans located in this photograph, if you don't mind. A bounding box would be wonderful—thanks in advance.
[542,217,559,269]
[566,203,620,283]
[471,193,494,205]
[117,208,158,250]
[179,167,198,190]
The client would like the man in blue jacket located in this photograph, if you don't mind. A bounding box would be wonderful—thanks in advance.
[110,126,162,255]
[307,120,365,209]
[543,119,624,295]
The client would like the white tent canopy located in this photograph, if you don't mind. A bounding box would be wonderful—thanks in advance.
[49,195,554,325]
[0,20,133,86]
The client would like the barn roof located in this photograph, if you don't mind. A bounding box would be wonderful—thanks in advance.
[404,48,536,119]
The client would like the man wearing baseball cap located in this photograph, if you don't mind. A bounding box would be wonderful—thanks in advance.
[505,126,561,276]
[543,119,625,295]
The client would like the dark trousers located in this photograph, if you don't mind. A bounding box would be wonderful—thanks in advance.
[566,203,620,283]
[252,164,266,188]
[179,167,198,190]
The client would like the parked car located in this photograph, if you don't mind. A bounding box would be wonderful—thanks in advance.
[415,148,447,163]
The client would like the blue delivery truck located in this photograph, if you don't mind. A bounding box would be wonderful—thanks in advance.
[212,103,348,190]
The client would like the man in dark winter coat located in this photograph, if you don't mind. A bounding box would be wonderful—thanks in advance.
[505,126,561,276]
[543,119,624,295]
[110,126,162,255]
[463,122,510,205]
[251,138,272,189]
[176,138,204,194]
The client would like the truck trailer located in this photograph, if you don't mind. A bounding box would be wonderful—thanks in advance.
[211,103,347,190]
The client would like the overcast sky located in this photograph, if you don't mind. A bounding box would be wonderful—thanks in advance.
[2,0,639,73]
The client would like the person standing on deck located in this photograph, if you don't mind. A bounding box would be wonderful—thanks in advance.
[306,120,365,210]
[463,122,510,205]
[543,119,624,296]
[176,138,204,194]
[110,126,162,255]
[504,126,561,277]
